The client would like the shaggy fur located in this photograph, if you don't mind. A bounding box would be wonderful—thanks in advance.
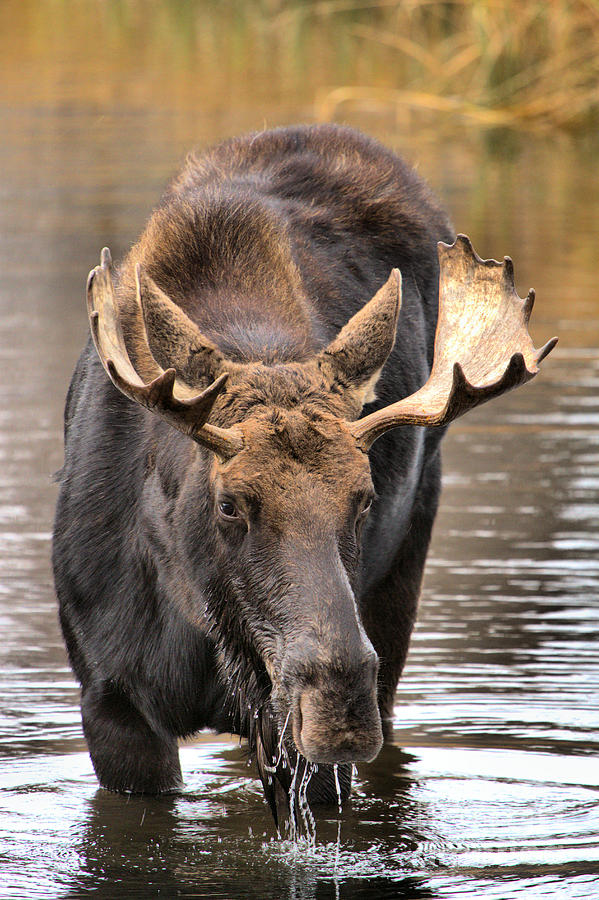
[53,124,453,825]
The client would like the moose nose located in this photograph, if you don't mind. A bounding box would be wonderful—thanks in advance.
[285,648,383,764]
[296,685,383,764]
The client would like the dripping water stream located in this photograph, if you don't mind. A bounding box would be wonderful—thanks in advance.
[333,763,342,873]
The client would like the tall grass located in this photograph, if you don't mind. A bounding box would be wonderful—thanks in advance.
[308,0,599,131]
[3,0,597,133]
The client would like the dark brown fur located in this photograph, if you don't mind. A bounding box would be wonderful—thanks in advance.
[53,125,453,822]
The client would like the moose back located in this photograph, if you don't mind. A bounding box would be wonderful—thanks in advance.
[52,125,555,817]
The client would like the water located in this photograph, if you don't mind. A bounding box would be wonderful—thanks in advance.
[1,2,598,897]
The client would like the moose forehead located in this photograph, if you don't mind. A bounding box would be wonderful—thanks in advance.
[215,404,372,502]
[218,360,361,421]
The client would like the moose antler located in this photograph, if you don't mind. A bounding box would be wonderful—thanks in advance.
[86,248,244,459]
[350,234,557,449]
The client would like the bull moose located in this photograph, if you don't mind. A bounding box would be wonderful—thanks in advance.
[52,124,556,823]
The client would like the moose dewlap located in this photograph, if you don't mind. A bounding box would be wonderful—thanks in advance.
[52,124,556,823]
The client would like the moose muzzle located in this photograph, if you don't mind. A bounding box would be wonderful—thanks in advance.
[282,642,383,765]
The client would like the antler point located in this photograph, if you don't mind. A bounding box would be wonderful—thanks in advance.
[456,234,476,256]
[536,336,558,365]
[502,256,515,285]
[523,288,536,321]
[158,367,177,389]
[216,371,230,385]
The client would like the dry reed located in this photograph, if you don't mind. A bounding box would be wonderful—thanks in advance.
[306,0,599,131]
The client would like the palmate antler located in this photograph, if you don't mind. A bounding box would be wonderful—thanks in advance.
[87,237,556,458]
[86,248,244,459]
[350,235,558,449]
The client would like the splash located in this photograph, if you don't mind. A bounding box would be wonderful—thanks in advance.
[287,752,300,842]
[284,755,317,850]
[298,760,317,850]
[333,763,342,873]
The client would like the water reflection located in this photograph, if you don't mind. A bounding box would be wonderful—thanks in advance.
[2,741,598,898]
[395,352,599,762]
[2,747,438,900]
[1,1,598,898]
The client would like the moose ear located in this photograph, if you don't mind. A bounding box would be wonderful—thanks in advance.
[134,265,224,383]
[318,269,401,406]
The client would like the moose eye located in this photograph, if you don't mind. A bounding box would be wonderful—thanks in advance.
[218,499,239,520]
[360,499,373,516]
[356,492,375,520]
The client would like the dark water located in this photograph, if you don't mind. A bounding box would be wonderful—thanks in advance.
[1,2,598,898]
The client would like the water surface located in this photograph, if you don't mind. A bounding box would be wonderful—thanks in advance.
[0,2,598,898]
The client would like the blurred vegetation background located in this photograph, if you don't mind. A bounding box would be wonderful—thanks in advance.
[2,0,598,133]
[1,0,597,349]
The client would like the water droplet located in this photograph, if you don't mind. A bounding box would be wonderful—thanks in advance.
[333,763,342,815]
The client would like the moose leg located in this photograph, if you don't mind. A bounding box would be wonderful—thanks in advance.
[81,681,183,794]
[362,447,442,735]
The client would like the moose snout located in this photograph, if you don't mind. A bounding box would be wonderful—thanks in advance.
[283,645,383,765]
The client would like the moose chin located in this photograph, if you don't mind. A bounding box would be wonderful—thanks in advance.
[52,124,556,824]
